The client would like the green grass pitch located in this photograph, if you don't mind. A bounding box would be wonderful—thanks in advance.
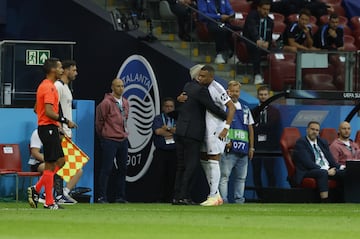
[0,203,359,239]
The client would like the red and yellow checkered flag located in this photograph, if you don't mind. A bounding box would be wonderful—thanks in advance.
[57,136,90,182]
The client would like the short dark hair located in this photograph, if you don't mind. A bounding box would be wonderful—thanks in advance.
[299,8,312,18]
[307,121,320,128]
[258,0,271,7]
[329,13,339,20]
[62,60,77,70]
[257,85,270,94]
[162,97,175,107]
[43,58,60,74]
[201,65,215,74]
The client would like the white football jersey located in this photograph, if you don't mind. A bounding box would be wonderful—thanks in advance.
[55,80,73,137]
[205,80,230,137]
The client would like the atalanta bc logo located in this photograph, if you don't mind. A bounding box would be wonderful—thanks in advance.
[117,55,160,182]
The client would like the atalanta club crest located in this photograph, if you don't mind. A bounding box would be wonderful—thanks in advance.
[117,55,160,182]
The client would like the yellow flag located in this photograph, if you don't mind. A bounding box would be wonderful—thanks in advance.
[57,136,90,182]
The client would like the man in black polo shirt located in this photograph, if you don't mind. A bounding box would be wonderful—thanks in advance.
[315,13,344,50]
[152,97,177,203]
[283,8,317,52]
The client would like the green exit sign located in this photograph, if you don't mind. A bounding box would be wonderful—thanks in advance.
[26,50,51,65]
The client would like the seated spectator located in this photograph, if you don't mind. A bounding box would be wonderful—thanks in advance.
[315,13,344,51]
[197,0,238,64]
[167,0,195,42]
[243,0,273,85]
[152,97,177,203]
[330,121,360,165]
[293,121,345,202]
[283,9,318,52]
[28,129,82,204]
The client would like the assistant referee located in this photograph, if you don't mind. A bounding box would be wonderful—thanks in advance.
[27,58,76,210]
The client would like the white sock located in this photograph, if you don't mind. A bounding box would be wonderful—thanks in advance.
[208,160,220,197]
[200,160,211,184]
[63,187,70,196]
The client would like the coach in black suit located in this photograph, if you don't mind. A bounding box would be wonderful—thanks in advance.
[293,121,344,201]
[173,73,227,205]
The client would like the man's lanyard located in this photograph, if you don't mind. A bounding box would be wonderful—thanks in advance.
[259,19,267,40]
[162,113,174,127]
[116,99,126,118]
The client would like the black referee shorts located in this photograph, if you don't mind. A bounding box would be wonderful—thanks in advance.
[38,124,64,163]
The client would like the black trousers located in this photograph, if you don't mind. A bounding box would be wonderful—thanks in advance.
[304,168,345,193]
[169,2,192,36]
[153,148,177,202]
[207,21,233,55]
[252,157,276,196]
[174,136,201,200]
[246,43,268,75]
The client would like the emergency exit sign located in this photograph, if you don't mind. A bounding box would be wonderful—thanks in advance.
[26,50,50,65]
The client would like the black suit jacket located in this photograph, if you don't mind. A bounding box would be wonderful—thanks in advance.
[175,81,227,141]
[243,10,274,48]
[293,136,340,184]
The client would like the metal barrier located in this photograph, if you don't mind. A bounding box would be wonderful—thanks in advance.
[0,40,76,106]
[295,50,360,92]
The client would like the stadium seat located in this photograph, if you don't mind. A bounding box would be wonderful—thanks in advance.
[344,35,355,44]
[235,39,250,64]
[265,53,296,91]
[0,144,41,201]
[231,1,252,13]
[350,16,360,30]
[356,36,360,50]
[229,12,248,29]
[303,74,337,90]
[273,21,286,34]
[310,24,319,34]
[287,14,317,24]
[344,42,357,51]
[269,12,285,23]
[342,25,352,36]
[320,128,338,145]
[355,131,360,146]
[195,21,212,42]
[280,128,338,189]
[319,15,348,25]
[332,4,346,17]
[159,1,176,20]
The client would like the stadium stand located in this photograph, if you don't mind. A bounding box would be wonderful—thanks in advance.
[264,53,296,91]
[0,144,41,202]
[319,128,338,145]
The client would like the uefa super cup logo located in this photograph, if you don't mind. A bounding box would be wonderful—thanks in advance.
[117,55,160,182]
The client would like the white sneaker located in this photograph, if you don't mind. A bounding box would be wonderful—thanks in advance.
[200,192,223,207]
[254,74,264,85]
[214,54,226,64]
[228,55,240,64]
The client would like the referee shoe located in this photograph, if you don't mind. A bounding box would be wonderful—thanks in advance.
[27,186,39,208]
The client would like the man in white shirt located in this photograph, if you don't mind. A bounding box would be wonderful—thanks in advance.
[55,60,77,138]
[29,129,82,204]
[197,65,236,206]
[54,60,78,202]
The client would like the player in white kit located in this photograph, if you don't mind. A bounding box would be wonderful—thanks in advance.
[197,65,236,206]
